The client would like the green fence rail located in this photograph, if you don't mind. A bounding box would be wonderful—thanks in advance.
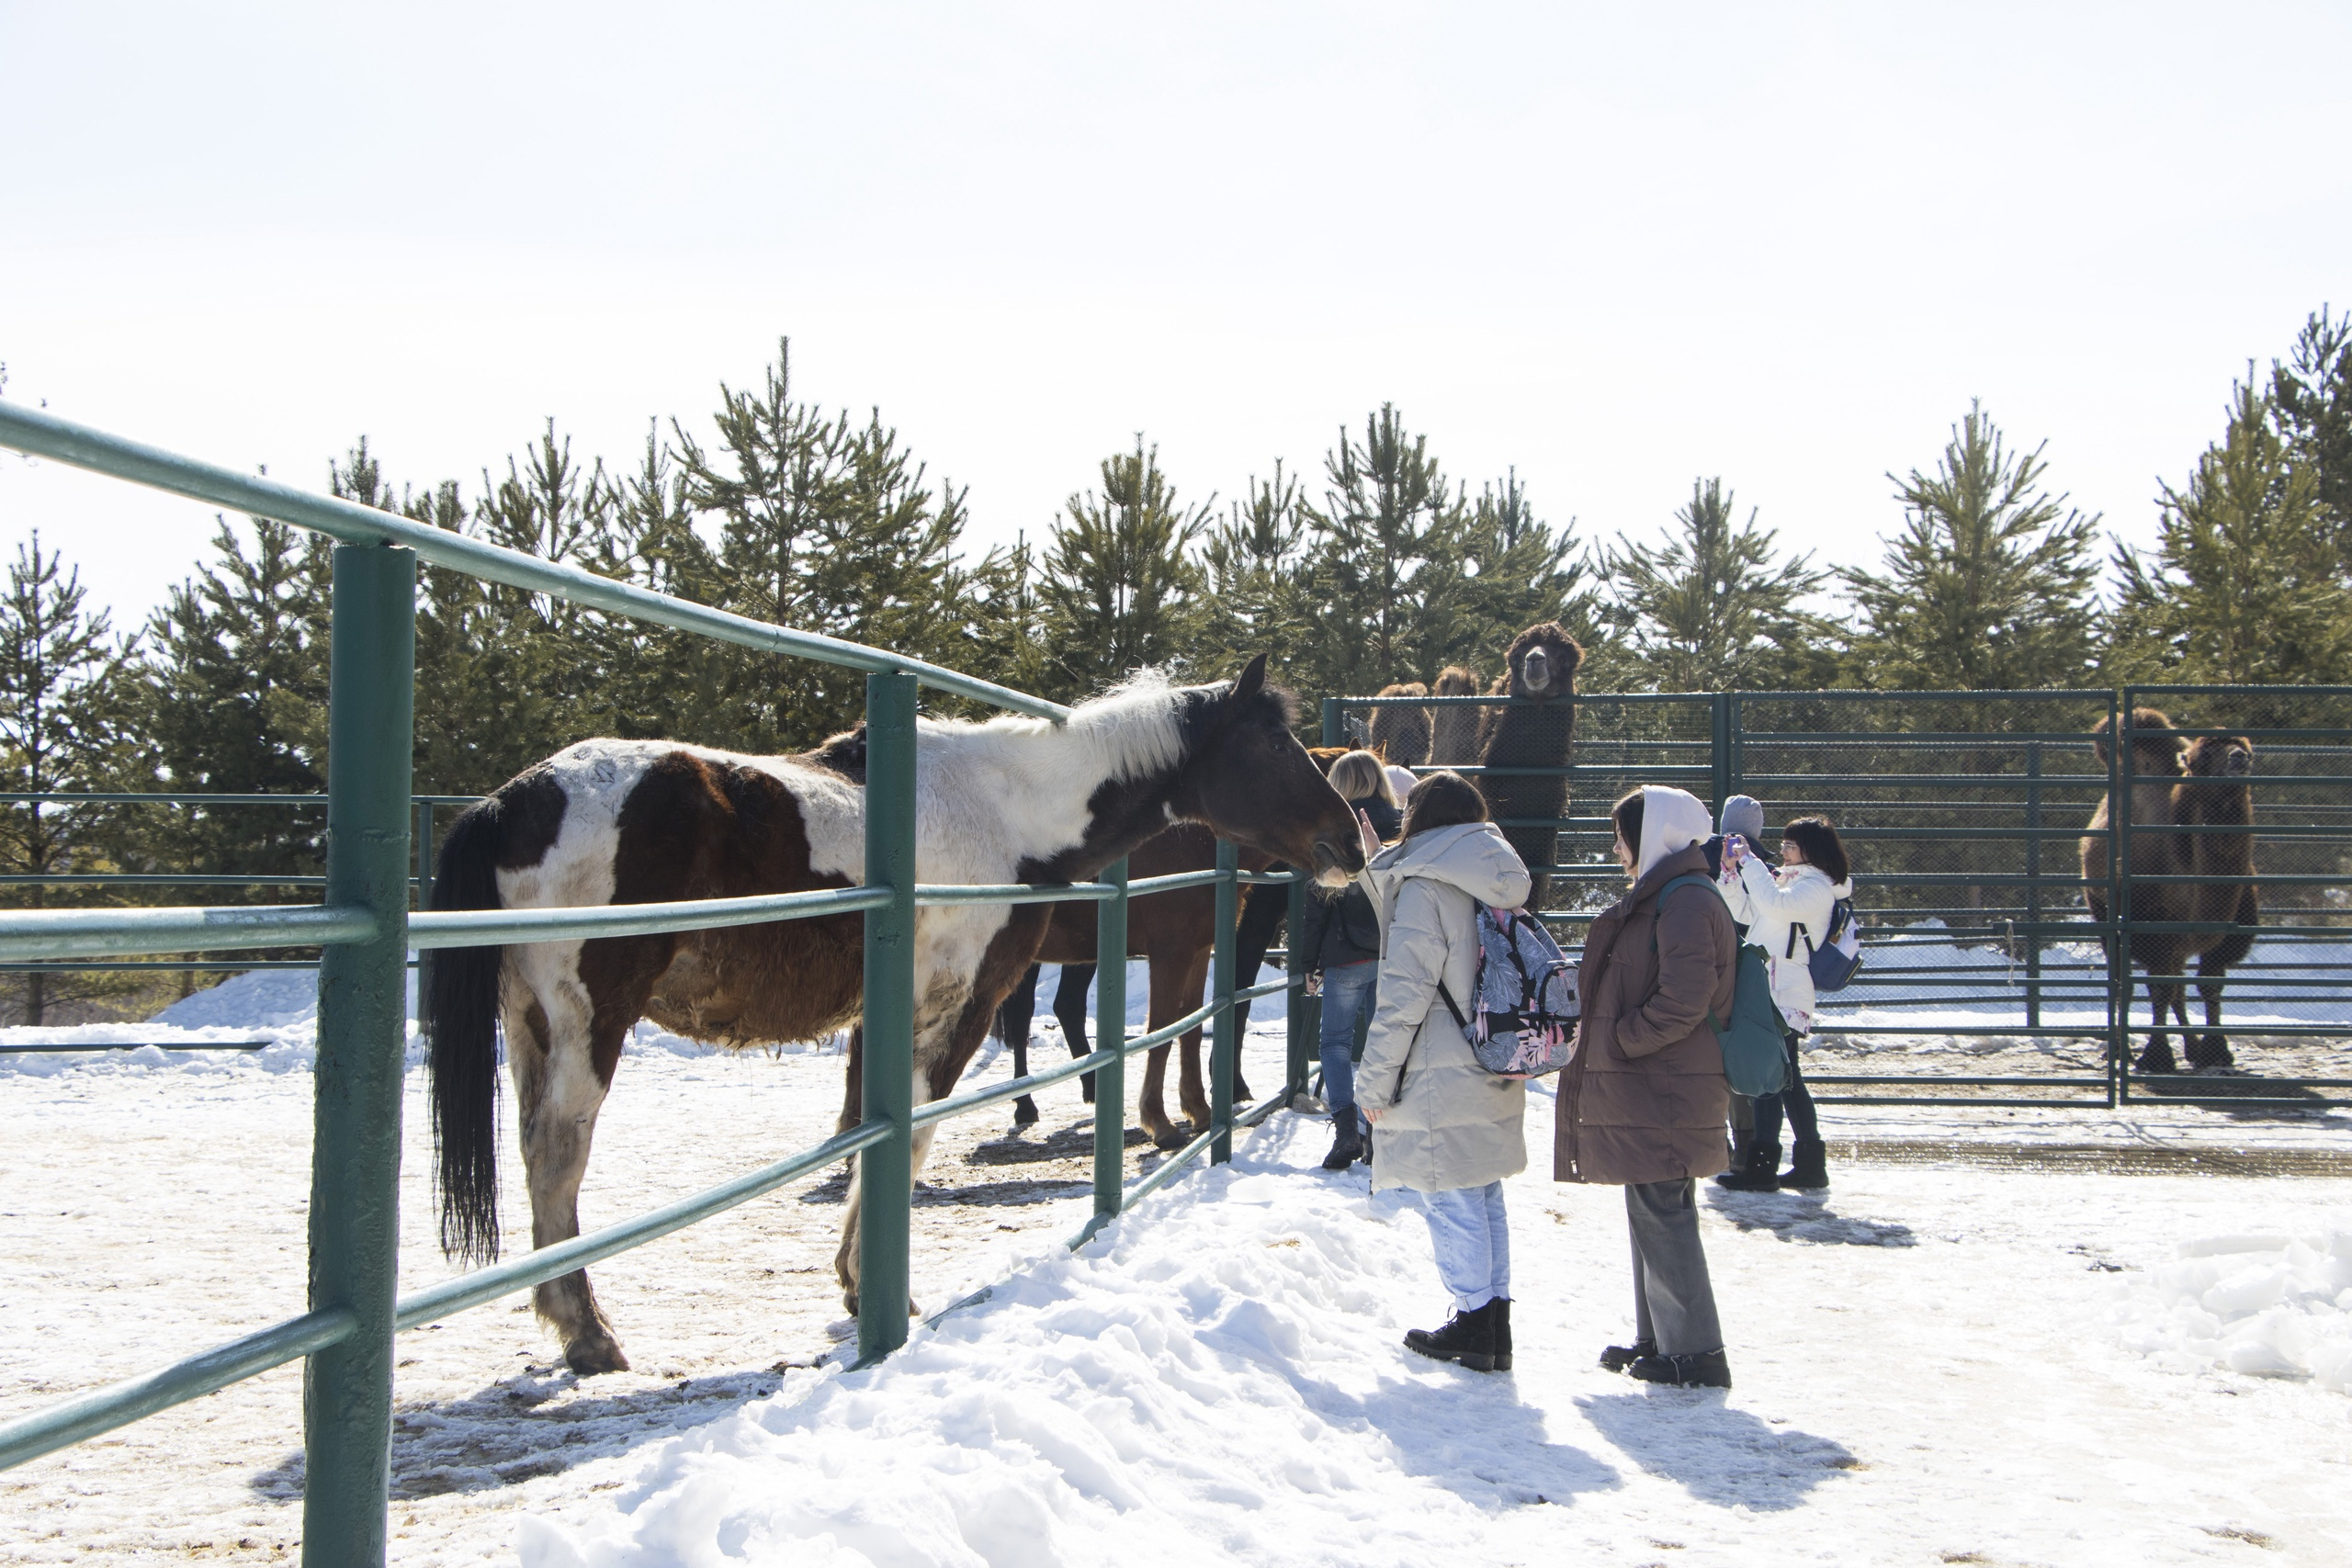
[0,402,1306,1562]
[1330,686,2352,1111]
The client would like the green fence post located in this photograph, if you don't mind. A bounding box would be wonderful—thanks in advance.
[1211,838,1238,1164]
[1085,858,1129,1241]
[413,800,434,910]
[1284,874,1311,1102]
[301,544,414,1567]
[857,671,919,1365]
[2025,741,2043,1031]
[1710,692,1732,818]
[1321,697,1342,749]
[2110,692,2130,1107]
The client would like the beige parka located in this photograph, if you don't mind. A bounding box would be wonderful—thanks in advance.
[1352,821,1534,1193]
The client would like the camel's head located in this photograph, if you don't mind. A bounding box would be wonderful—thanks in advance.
[1505,622,1585,701]
[2092,707,2186,776]
[2184,734,2256,780]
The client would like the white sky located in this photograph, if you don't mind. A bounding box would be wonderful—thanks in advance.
[3,2,2347,635]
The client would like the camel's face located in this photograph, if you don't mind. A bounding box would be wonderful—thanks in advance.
[1506,622,1585,701]
[2186,735,2256,779]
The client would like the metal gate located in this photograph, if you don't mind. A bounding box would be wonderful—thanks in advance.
[1330,686,2351,1111]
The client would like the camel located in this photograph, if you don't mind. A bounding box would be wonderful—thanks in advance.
[1428,665,1483,765]
[2081,710,2259,1073]
[1475,624,1583,912]
[1368,682,1431,769]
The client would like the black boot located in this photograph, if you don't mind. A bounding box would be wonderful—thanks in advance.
[1780,1137,1828,1191]
[1627,1348,1732,1389]
[1490,1300,1512,1372]
[1713,1139,1781,1191]
[1600,1337,1656,1373]
[1321,1115,1363,1170]
[1404,1302,1498,1372]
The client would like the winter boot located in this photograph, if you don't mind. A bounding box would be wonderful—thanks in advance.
[1404,1303,1498,1372]
[1599,1337,1656,1374]
[1724,1123,1754,1175]
[1321,1115,1363,1170]
[1779,1137,1829,1192]
[1490,1300,1513,1372]
[1713,1139,1781,1192]
[1627,1348,1732,1389]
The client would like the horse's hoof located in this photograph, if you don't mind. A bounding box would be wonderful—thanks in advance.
[1079,1084,1098,1105]
[1012,1098,1040,1127]
[1152,1126,1190,1151]
[563,1337,630,1377]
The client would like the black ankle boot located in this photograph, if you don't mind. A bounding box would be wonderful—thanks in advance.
[1490,1300,1512,1371]
[1628,1348,1732,1388]
[1714,1139,1781,1191]
[1404,1303,1498,1371]
[1780,1137,1828,1191]
[1321,1117,1363,1170]
[1600,1337,1656,1373]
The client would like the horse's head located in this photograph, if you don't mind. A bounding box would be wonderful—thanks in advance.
[1178,654,1365,886]
[2184,733,2256,780]
[1505,621,1585,701]
[2092,707,2186,776]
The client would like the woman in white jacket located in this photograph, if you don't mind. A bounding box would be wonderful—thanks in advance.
[1353,771,1533,1374]
[1715,815,1853,1192]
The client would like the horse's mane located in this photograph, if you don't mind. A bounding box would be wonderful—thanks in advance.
[922,666,1297,786]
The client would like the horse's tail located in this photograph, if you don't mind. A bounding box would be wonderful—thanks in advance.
[423,795,508,1265]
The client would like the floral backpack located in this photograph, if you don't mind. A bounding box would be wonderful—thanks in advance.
[1436,904,1581,1077]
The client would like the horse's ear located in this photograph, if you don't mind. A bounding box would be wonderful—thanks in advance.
[1232,653,1268,705]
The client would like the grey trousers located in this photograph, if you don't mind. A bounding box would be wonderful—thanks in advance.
[1626,1178,1724,1355]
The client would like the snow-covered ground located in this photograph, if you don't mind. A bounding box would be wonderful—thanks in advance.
[3,963,2349,1564]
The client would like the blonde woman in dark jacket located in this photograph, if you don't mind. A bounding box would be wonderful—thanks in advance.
[1556,785,1737,1389]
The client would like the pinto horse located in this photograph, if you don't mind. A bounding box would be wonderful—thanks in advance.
[422,657,1360,1373]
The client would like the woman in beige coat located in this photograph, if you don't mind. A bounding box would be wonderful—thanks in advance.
[1354,772,1533,1373]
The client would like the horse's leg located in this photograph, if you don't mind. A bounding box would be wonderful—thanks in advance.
[1055,962,1097,1103]
[1169,947,1215,1134]
[1001,963,1042,1126]
[1138,1043,1181,1149]
[505,966,631,1375]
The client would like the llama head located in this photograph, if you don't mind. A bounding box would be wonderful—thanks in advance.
[1504,622,1585,700]
[2091,707,2186,775]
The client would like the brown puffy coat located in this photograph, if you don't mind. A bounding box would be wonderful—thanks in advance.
[1554,843,1736,1185]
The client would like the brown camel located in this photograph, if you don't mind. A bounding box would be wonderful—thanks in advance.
[2081,711,2259,1073]
[1368,682,1431,768]
[1476,623,1584,911]
[1428,665,1483,765]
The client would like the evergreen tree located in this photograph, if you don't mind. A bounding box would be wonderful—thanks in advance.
[1036,436,1212,699]
[2269,305,2352,554]
[1459,468,1603,673]
[1200,462,1317,701]
[1302,406,1467,696]
[0,535,149,1023]
[2110,374,2351,684]
[1598,478,1827,692]
[1841,402,2101,691]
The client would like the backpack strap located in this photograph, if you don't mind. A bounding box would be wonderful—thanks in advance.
[1436,980,1468,1030]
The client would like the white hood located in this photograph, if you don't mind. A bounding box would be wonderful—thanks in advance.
[1635,785,1713,881]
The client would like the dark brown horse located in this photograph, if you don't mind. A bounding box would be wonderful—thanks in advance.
[423,657,1363,1371]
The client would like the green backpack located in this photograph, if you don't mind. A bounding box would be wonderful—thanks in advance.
[1651,874,1787,1098]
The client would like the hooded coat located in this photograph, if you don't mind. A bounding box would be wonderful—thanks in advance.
[1554,786,1736,1186]
[1352,821,1534,1193]
[1720,856,1853,1037]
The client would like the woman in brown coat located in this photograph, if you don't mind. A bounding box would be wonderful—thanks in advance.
[1556,785,1737,1388]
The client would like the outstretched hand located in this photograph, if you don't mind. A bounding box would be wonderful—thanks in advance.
[1356,807,1382,863]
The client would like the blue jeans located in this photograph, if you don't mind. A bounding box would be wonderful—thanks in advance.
[1419,1181,1512,1312]
[1317,960,1377,1132]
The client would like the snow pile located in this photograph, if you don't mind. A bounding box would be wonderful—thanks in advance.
[515,1163,1572,1568]
[2107,1229,2352,1389]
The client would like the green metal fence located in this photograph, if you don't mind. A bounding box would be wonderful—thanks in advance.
[0,403,1307,1562]
[1331,687,2352,1111]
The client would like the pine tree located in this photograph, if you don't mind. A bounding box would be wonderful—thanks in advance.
[1201,462,1317,700]
[1037,437,1212,700]
[2111,374,2351,684]
[1459,468,1602,670]
[2269,305,2352,554]
[1598,479,1827,692]
[0,535,149,1023]
[1841,402,2101,692]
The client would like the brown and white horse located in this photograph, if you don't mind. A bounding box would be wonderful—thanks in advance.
[422,656,1360,1374]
